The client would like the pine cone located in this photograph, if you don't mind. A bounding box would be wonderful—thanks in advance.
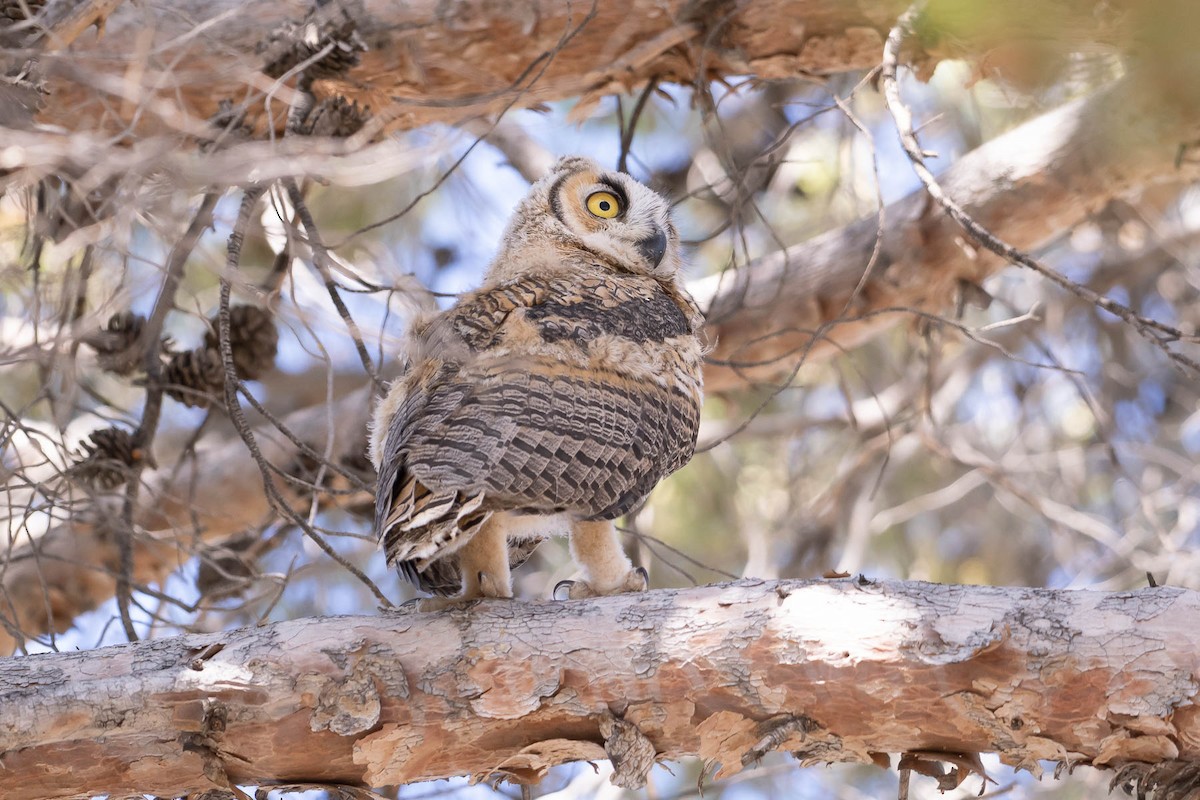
[0,0,46,23]
[85,311,146,375]
[163,347,225,407]
[70,427,149,489]
[305,21,367,80]
[297,95,370,138]
[205,305,278,380]
[259,16,365,80]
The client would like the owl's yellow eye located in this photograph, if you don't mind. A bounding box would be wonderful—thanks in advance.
[586,191,621,219]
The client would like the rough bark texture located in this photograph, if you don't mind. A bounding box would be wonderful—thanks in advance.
[14,0,1136,138]
[4,69,1199,655]
[2,580,1198,798]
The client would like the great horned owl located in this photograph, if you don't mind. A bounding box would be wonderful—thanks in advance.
[369,156,704,606]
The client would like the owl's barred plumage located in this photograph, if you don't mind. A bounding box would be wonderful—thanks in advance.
[370,156,705,603]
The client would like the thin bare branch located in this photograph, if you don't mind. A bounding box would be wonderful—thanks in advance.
[880,2,1199,375]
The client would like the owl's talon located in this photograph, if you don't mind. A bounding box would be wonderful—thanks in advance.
[553,567,649,600]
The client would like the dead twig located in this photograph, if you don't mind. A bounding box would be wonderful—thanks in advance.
[617,77,658,175]
[282,178,382,388]
[117,190,220,641]
[218,186,392,609]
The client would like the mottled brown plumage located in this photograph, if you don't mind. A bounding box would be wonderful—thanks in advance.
[370,156,704,604]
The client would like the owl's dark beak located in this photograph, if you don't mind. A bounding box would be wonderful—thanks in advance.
[636,227,668,268]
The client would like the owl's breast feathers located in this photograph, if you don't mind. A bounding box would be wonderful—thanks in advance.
[375,271,705,589]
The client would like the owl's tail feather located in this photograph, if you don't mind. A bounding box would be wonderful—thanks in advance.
[380,468,494,591]
[389,498,488,596]
[397,556,467,596]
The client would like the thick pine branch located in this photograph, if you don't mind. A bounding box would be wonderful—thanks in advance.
[2,580,1199,798]
[11,0,1140,139]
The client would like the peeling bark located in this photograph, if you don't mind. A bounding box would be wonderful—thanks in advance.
[1,580,1198,798]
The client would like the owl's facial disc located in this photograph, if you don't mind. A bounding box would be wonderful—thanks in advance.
[548,166,677,276]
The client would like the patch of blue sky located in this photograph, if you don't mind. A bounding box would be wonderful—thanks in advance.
[933,522,981,564]
[268,256,386,374]
[1037,370,1086,424]
[1138,378,1166,417]
[780,84,839,126]
[957,361,1021,446]
[1113,475,1148,520]
[1180,408,1200,454]
[802,382,853,420]
[1045,564,1077,589]
[1057,312,1105,378]
[254,513,403,617]
[1053,244,1098,285]
[125,224,169,318]
[1011,342,1053,386]
[1139,288,1177,327]
[418,143,532,294]
[873,72,970,204]
[395,775,498,799]
[508,100,621,164]
[1114,398,1157,443]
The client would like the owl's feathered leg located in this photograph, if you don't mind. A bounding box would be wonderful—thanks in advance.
[417,516,513,611]
[556,519,648,599]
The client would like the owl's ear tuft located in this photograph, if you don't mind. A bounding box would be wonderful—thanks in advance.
[549,155,597,177]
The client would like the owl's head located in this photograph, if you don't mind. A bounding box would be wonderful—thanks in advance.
[487,156,680,283]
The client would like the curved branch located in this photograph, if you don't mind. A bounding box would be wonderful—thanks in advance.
[2,579,1198,798]
[17,0,1139,139]
[695,73,1200,391]
[880,2,1200,375]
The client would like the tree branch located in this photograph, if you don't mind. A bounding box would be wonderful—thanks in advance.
[0,387,373,655]
[17,0,1140,140]
[880,3,1200,375]
[2,579,1198,798]
[696,73,1200,391]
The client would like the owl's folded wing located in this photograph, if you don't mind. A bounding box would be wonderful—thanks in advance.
[373,357,699,568]
[374,271,702,578]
